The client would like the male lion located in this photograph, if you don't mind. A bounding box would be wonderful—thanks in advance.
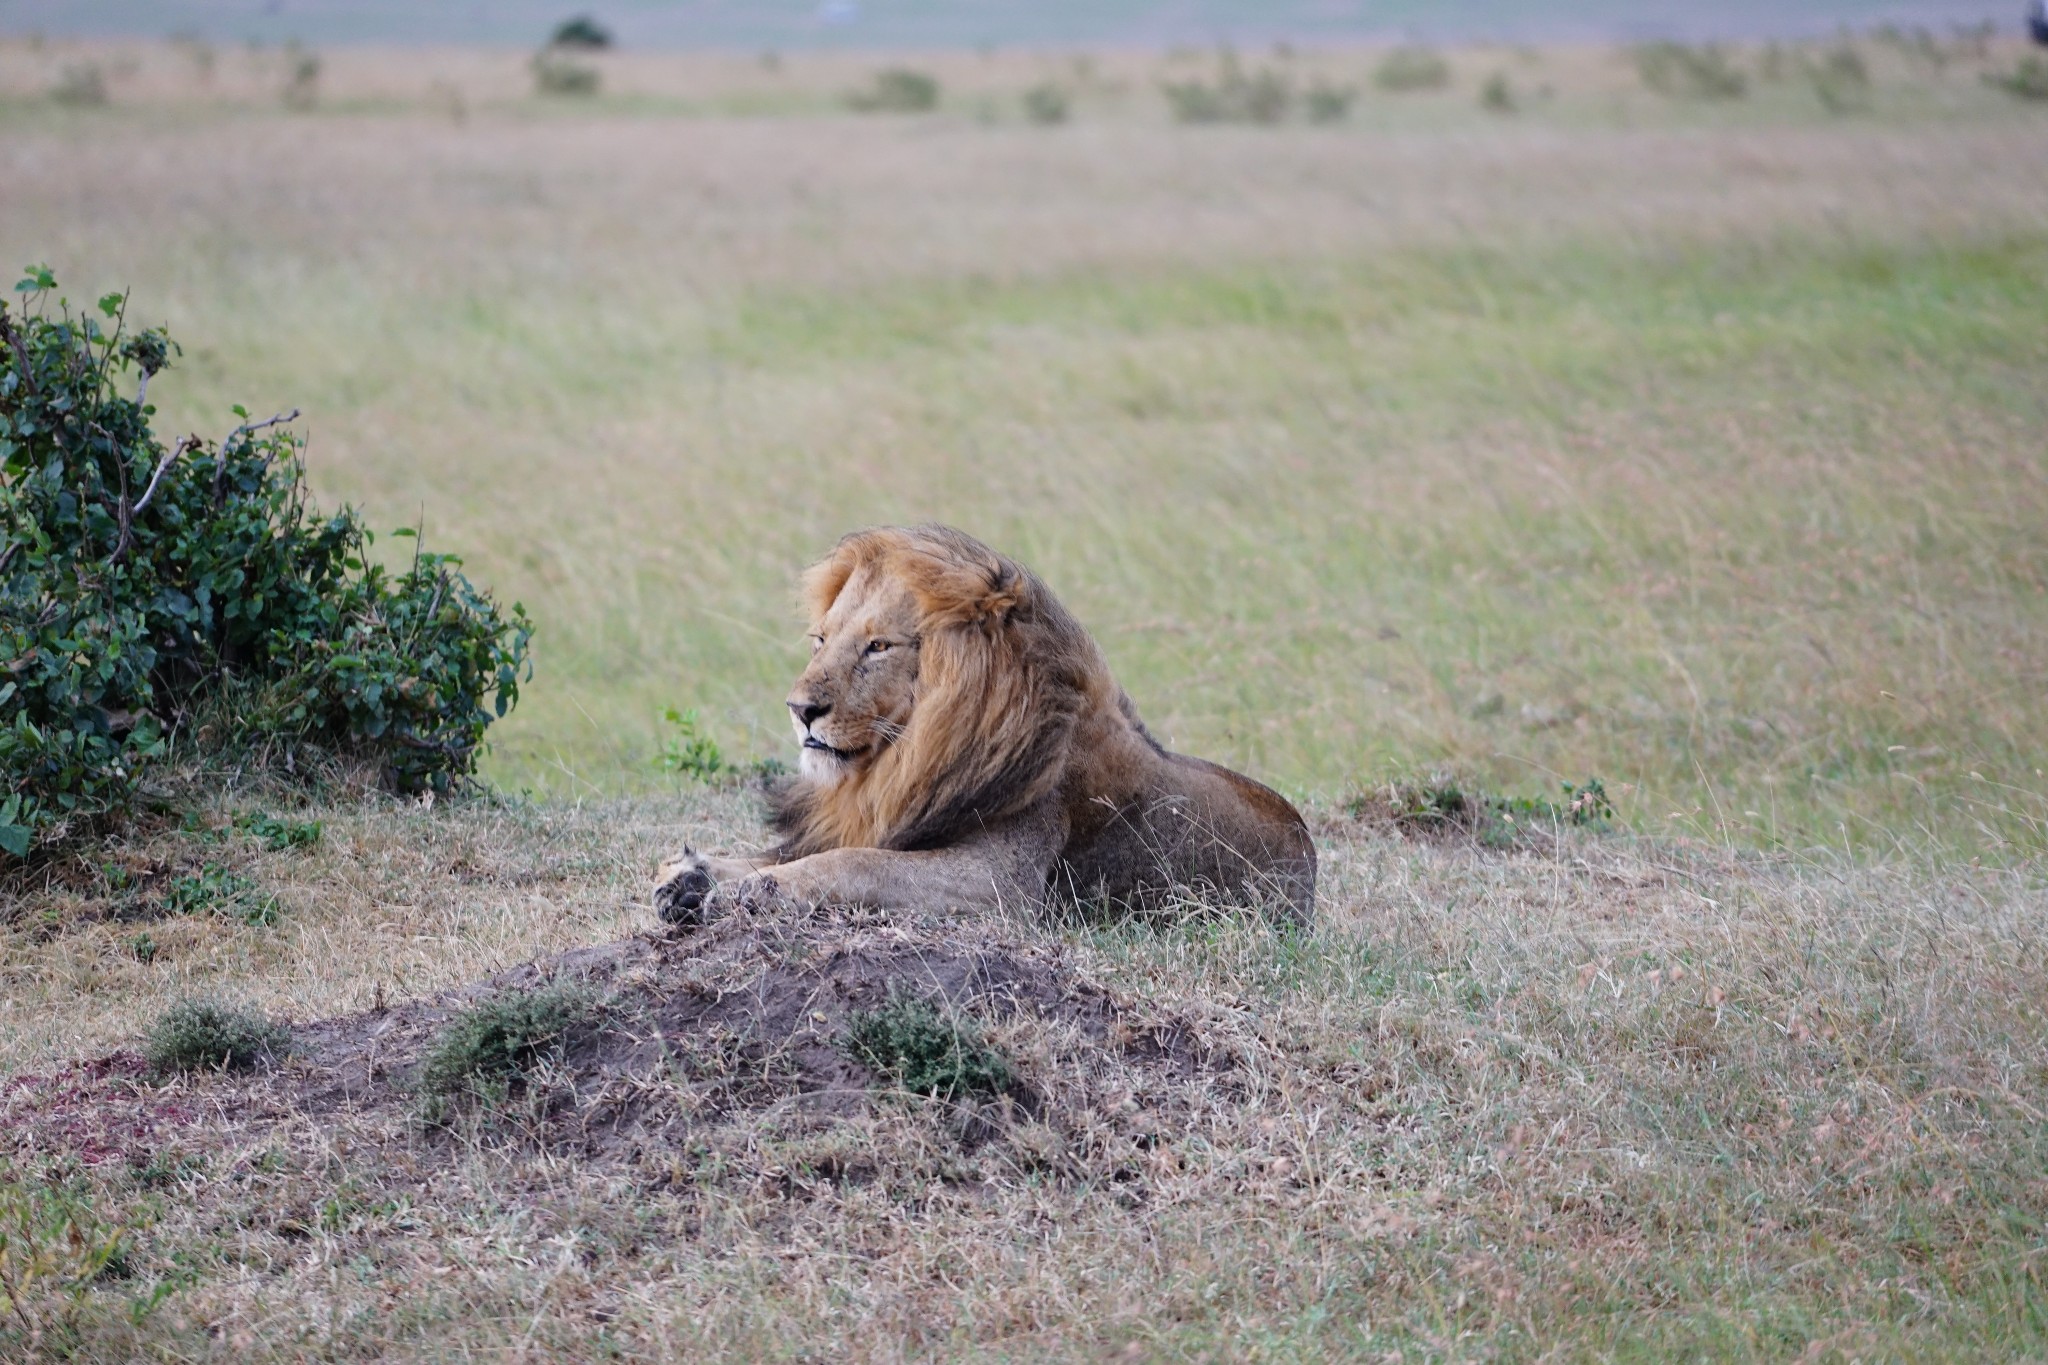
[654,525,1315,926]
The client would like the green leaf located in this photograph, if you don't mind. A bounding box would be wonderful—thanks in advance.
[14,264,56,293]
[232,404,249,420]
[0,824,30,858]
[97,292,125,319]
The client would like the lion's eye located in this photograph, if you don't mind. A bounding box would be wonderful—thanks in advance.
[865,639,891,655]
[808,635,825,654]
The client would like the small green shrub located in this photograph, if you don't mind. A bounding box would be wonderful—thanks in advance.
[847,68,941,113]
[281,52,320,110]
[415,983,597,1123]
[1303,80,1356,122]
[1480,71,1517,112]
[161,863,277,926]
[532,49,600,96]
[240,812,321,850]
[843,989,1013,1101]
[1163,63,1292,124]
[1354,775,1617,846]
[50,65,108,107]
[144,999,289,1074]
[1807,43,1871,113]
[548,15,613,50]
[1633,42,1747,99]
[1986,55,2048,102]
[0,270,532,858]
[1022,82,1071,125]
[659,706,725,781]
[1373,46,1451,93]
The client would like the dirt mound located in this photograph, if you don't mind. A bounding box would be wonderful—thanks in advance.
[4,906,1238,1192]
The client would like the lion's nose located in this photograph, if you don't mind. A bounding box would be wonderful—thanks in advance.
[789,698,830,728]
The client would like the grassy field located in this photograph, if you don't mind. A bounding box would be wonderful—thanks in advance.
[2,30,2047,1361]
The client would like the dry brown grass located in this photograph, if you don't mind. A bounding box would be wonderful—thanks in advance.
[4,788,2045,1358]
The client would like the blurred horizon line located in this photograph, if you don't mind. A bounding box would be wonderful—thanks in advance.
[0,1,2021,52]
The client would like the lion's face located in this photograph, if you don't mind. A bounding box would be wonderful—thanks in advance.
[786,566,923,784]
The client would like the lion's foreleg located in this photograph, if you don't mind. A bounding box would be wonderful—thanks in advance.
[752,844,1045,915]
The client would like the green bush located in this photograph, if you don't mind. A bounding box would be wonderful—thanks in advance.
[1480,71,1517,113]
[51,65,108,107]
[1163,62,1293,124]
[144,998,289,1074]
[1373,46,1451,93]
[415,982,597,1123]
[658,706,724,781]
[1022,82,1071,125]
[531,50,600,96]
[1633,42,1747,100]
[847,68,941,113]
[548,15,612,50]
[1807,43,1871,113]
[1986,55,2048,102]
[1303,80,1356,123]
[0,269,531,858]
[843,989,1013,1101]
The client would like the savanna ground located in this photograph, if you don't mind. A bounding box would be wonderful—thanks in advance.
[2,29,2047,1362]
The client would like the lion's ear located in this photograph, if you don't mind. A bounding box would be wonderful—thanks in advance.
[972,564,1024,628]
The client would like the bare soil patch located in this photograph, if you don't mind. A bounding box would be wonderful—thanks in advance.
[4,904,1232,1195]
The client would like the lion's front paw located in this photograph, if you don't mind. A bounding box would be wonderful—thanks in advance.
[653,848,716,930]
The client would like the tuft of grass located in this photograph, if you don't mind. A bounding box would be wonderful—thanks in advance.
[843,989,1013,1101]
[144,998,289,1074]
[415,982,598,1123]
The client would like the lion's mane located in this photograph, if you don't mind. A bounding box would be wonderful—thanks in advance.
[768,525,1108,859]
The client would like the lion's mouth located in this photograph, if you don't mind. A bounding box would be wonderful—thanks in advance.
[802,736,862,762]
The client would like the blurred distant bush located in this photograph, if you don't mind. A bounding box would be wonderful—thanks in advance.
[51,64,109,107]
[532,49,601,97]
[1373,46,1451,93]
[1163,60,1292,124]
[282,51,321,111]
[1807,44,1872,113]
[1633,42,1747,99]
[1480,71,1517,113]
[0,269,532,859]
[847,68,941,113]
[1022,82,1071,125]
[1303,79,1356,122]
[548,15,613,50]
[1986,54,2048,101]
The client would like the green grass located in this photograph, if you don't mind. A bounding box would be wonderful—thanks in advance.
[169,229,2046,859]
